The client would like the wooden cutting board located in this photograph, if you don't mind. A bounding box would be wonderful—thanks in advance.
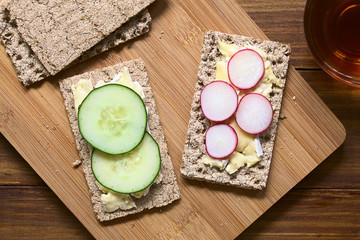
[0,0,346,239]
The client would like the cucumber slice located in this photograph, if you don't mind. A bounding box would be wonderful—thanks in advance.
[91,132,161,194]
[78,84,147,155]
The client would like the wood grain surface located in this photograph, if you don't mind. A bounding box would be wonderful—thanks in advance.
[0,0,358,239]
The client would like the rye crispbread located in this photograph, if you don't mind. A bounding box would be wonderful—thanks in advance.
[5,0,154,75]
[180,31,291,190]
[59,59,180,221]
[0,0,151,86]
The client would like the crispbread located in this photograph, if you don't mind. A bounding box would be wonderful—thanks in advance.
[59,59,180,221]
[180,31,291,190]
[6,0,154,75]
[0,0,151,86]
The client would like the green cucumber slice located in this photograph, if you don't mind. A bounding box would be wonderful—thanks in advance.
[78,84,147,155]
[91,132,161,194]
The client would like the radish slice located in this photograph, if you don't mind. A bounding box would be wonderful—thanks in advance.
[235,93,273,134]
[227,49,265,90]
[205,124,238,159]
[200,81,238,122]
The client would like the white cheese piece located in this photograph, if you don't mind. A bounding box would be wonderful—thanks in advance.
[95,181,108,193]
[201,155,228,170]
[244,45,267,60]
[133,81,142,89]
[225,152,259,174]
[254,136,263,157]
[154,172,163,184]
[95,80,106,88]
[146,107,151,134]
[71,79,93,115]
[95,181,136,212]
[218,40,241,58]
[131,187,150,199]
[222,159,229,167]
[101,192,136,212]
[111,72,122,83]
[111,67,145,99]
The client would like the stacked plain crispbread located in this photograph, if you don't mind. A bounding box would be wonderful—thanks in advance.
[59,59,180,221]
[0,0,153,86]
[181,31,291,190]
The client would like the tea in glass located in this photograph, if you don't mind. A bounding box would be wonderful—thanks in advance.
[304,0,360,87]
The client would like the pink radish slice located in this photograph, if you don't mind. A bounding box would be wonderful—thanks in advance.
[228,49,265,90]
[200,81,238,122]
[236,93,273,135]
[205,124,238,159]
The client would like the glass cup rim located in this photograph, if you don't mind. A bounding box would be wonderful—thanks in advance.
[304,0,360,87]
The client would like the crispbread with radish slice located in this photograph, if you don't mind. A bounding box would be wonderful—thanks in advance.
[181,31,290,190]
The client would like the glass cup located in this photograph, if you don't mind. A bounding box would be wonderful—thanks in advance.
[304,0,360,87]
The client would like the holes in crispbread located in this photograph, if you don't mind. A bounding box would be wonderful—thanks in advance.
[115,33,126,41]
[3,8,10,23]
[35,68,43,74]
[3,32,12,39]
[257,165,265,170]
[141,26,149,33]
[264,135,271,142]
[95,47,102,54]
[140,17,148,23]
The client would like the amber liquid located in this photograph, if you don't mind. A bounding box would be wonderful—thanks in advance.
[305,0,360,86]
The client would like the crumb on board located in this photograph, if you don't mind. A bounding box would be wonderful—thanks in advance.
[72,160,82,167]
[279,114,286,119]
[292,96,296,101]
[52,126,56,131]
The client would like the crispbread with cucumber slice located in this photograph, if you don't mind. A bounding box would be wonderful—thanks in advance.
[59,59,180,221]
[181,31,291,190]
